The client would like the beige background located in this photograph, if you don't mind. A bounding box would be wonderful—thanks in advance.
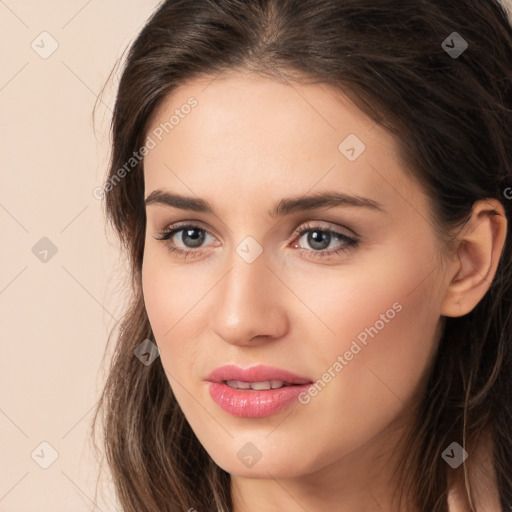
[0,1,161,511]
[1,1,511,511]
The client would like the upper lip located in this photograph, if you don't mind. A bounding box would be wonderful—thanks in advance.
[205,364,313,385]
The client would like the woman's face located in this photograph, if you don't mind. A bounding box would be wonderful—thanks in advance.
[141,70,451,481]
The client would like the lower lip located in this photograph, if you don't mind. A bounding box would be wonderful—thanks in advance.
[207,381,312,418]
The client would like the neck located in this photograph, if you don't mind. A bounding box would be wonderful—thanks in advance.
[230,415,418,512]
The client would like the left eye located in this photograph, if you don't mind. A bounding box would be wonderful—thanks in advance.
[290,223,359,258]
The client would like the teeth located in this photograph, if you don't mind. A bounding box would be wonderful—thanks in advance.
[224,380,289,390]
[225,380,251,389]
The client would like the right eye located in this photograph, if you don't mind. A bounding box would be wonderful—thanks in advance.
[155,223,219,259]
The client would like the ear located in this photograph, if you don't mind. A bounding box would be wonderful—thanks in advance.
[441,199,508,318]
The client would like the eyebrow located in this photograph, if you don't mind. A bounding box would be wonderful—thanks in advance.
[144,190,385,217]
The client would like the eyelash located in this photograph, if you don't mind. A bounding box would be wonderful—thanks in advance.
[154,221,359,260]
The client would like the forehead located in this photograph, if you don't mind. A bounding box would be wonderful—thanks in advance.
[145,70,381,162]
[142,70,424,217]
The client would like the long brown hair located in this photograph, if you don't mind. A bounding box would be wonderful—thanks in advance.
[90,1,512,510]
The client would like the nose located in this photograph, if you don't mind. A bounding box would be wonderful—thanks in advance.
[211,248,289,347]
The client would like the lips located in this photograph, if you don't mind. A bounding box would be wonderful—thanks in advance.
[204,364,314,418]
[204,364,313,385]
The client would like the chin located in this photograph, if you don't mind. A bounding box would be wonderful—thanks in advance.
[210,448,314,479]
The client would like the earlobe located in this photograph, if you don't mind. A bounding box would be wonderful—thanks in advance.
[440,199,507,318]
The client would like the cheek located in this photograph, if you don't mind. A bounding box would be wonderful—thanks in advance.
[297,231,442,358]
[142,245,205,328]
[141,251,212,376]
[288,245,443,443]
[322,275,439,386]
[318,266,439,361]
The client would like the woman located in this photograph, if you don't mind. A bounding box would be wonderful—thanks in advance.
[91,1,512,510]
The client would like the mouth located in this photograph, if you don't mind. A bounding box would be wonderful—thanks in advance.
[205,364,314,418]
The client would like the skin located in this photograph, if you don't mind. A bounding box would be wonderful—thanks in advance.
[141,69,507,512]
